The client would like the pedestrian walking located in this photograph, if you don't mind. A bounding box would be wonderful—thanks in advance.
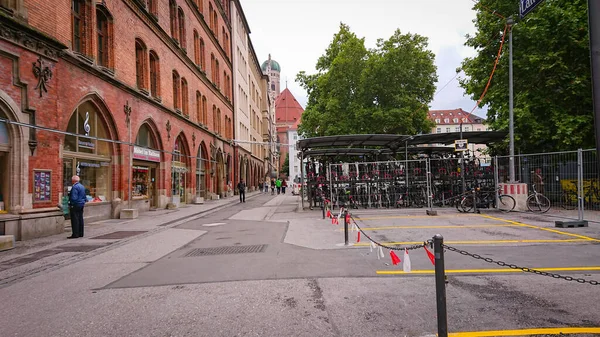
[237,179,246,203]
[270,178,276,195]
[264,178,270,193]
[68,175,86,239]
[533,168,544,194]
[282,179,287,194]
[276,178,282,194]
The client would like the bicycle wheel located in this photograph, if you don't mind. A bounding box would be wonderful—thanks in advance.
[498,195,515,213]
[527,194,551,213]
[561,192,577,210]
[461,195,474,213]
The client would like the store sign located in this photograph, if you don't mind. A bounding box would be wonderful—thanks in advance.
[455,139,468,152]
[78,139,95,149]
[133,146,161,162]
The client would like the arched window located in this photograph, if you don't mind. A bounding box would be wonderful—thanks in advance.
[181,77,189,116]
[147,0,157,16]
[193,30,200,65]
[215,59,220,87]
[71,0,87,53]
[199,38,206,70]
[221,27,225,46]
[213,10,218,35]
[135,39,147,90]
[217,108,221,135]
[202,96,207,125]
[172,70,181,110]
[208,3,214,32]
[210,54,215,83]
[196,92,202,124]
[96,6,112,67]
[178,7,186,49]
[212,105,217,133]
[136,124,156,149]
[149,50,160,97]
[169,0,177,40]
[196,143,207,198]
[63,100,112,202]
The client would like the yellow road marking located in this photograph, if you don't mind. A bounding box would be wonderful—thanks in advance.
[448,327,600,336]
[354,239,590,246]
[354,214,477,220]
[376,266,600,275]
[344,224,520,231]
[481,214,600,242]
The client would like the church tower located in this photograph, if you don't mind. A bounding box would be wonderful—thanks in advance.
[261,54,281,103]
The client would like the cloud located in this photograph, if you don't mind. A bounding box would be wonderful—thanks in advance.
[243,0,485,115]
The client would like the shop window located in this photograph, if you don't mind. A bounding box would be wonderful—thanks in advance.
[172,136,188,202]
[132,124,160,201]
[149,51,160,97]
[63,101,112,202]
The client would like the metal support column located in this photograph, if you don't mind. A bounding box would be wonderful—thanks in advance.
[578,148,584,221]
[494,156,500,209]
[508,17,516,183]
[433,234,448,337]
[300,151,305,210]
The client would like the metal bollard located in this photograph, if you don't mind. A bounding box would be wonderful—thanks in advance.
[433,234,448,337]
[344,209,349,246]
[322,204,325,219]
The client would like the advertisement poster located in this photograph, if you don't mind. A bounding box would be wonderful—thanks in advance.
[34,170,51,202]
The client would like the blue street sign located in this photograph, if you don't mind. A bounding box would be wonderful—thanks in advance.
[520,0,545,18]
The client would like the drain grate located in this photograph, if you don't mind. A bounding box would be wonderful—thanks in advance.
[184,244,267,257]
[90,231,147,240]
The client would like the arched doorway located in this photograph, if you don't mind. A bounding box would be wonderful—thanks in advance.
[63,99,116,204]
[171,134,190,205]
[196,142,208,199]
[133,121,162,209]
[0,113,10,211]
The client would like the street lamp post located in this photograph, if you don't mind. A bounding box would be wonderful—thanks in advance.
[508,16,516,183]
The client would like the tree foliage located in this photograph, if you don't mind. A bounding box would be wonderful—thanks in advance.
[460,0,593,153]
[281,153,289,177]
[297,23,438,137]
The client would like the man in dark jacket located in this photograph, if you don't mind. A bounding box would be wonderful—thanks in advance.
[68,175,87,238]
[237,179,246,203]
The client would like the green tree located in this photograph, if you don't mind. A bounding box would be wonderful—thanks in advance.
[297,23,437,137]
[460,0,593,153]
[281,153,289,177]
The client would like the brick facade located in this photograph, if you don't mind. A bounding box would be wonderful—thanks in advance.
[0,0,249,239]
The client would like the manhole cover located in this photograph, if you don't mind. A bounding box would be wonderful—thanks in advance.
[90,231,147,240]
[184,244,268,257]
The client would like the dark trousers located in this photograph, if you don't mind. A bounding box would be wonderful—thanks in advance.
[239,191,245,202]
[282,186,286,194]
[70,205,85,237]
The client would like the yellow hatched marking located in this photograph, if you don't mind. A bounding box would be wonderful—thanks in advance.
[345,224,520,231]
[480,214,600,242]
[448,327,600,336]
[376,266,600,275]
[354,239,589,246]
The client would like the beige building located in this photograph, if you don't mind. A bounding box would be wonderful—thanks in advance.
[428,108,488,154]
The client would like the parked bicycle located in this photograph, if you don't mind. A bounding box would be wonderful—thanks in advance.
[526,184,551,213]
[460,185,516,213]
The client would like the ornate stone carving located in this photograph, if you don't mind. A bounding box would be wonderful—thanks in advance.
[124,100,132,126]
[166,120,172,140]
[0,21,64,60]
[32,56,52,97]
[192,132,196,148]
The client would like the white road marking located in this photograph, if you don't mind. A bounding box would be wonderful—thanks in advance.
[202,223,226,227]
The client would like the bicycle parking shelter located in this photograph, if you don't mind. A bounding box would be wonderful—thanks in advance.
[296,132,508,210]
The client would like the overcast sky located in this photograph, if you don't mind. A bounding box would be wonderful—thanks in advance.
[241,0,488,117]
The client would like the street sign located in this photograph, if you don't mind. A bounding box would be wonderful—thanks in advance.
[455,139,468,152]
[520,0,544,18]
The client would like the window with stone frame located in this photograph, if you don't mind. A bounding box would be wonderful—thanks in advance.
[217,109,221,135]
[149,50,160,98]
[147,0,157,16]
[209,3,215,32]
[196,91,202,124]
[215,60,220,88]
[181,77,189,117]
[212,105,217,132]
[202,96,208,125]
[177,7,186,50]
[96,5,112,68]
[173,70,181,111]
[135,39,148,90]
[195,0,203,13]
[210,54,215,83]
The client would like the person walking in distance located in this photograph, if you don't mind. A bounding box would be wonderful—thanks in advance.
[282,179,288,194]
[270,178,276,195]
[68,175,86,238]
[276,178,282,195]
[533,168,544,194]
[237,179,246,203]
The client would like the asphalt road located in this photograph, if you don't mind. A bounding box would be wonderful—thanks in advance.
[1,193,599,337]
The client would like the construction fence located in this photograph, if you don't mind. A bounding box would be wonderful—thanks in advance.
[302,149,599,223]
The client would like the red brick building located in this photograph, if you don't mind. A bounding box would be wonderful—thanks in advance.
[0,0,237,240]
[274,88,303,174]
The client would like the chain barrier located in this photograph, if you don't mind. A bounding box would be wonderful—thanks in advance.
[349,214,429,251]
[443,244,600,285]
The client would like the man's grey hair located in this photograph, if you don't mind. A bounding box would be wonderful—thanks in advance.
[72,175,80,182]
